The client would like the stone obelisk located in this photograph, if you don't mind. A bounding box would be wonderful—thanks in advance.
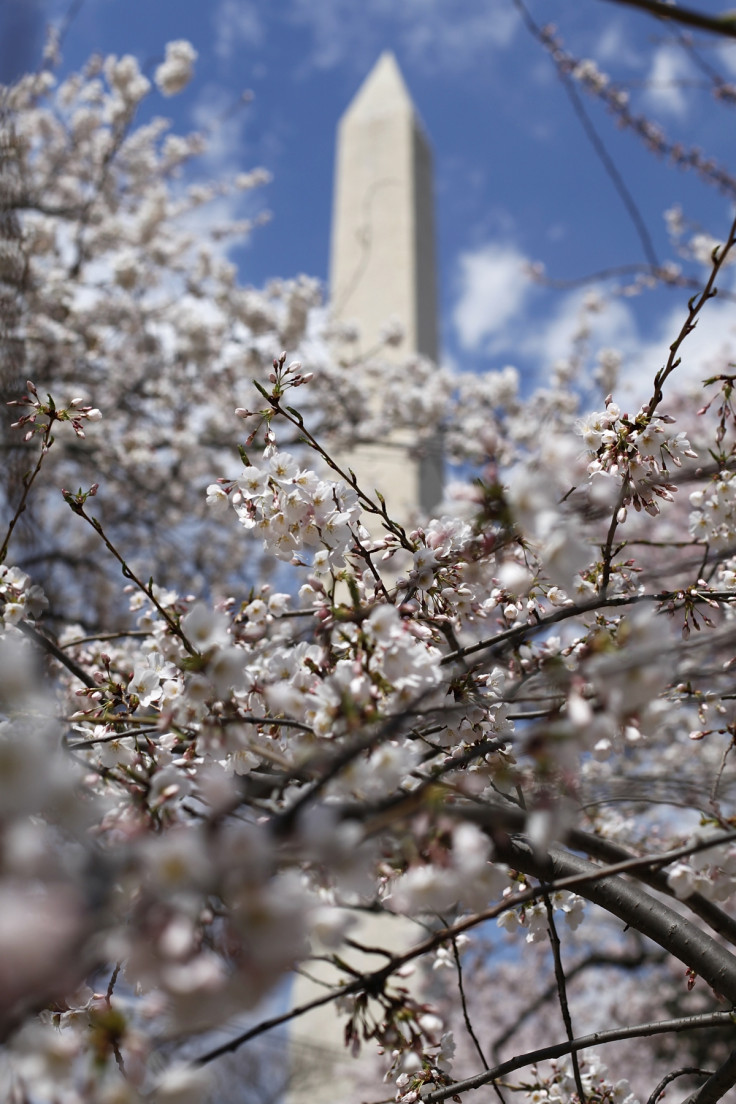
[285,54,441,1104]
[329,49,442,522]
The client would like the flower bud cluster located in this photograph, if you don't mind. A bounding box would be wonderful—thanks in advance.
[667,830,736,902]
[401,516,502,628]
[497,890,585,942]
[8,380,102,441]
[689,471,736,547]
[154,40,198,97]
[374,1004,455,1104]
[210,446,364,567]
[521,1054,639,1104]
[0,564,48,625]
[577,402,696,516]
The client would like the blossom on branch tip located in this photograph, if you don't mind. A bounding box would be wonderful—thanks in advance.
[154,40,197,96]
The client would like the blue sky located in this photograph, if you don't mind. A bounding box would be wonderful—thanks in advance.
[4,0,736,404]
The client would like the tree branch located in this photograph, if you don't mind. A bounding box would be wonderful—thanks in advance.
[17,618,97,689]
[681,1048,736,1104]
[599,0,736,40]
[495,836,736,1003]
[647,1067,713,1104]
[422,1012,736,1104]
[544,893,586,1103]
[194,826,736,1067]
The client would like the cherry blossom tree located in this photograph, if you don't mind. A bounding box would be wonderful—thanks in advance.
[6,7,736,1104]
[0,41,325,624]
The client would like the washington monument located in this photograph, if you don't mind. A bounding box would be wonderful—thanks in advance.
[286,51,441,1103]
[329,49,442,524]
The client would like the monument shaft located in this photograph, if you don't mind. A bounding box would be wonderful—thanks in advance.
[286,53,442,1103]
[330,51,442,521]
[330,51,438,363]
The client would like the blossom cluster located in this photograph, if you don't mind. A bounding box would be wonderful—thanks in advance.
[524,1055,639,1104]
[0,564,48,625]
[667,831,736,902]
[5,27,736,1104]
[497,891,586,943]
[689,471,736,547]
[577,401,697,517]
[209,446,364,568]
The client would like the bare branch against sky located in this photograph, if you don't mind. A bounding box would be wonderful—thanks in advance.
[600,0,736,39]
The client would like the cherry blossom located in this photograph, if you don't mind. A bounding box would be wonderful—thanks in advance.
[6,19,736,1104]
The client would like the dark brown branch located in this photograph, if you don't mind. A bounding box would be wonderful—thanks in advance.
[456,800,736,950]
[682,1048,736,1104]
[565,827,736,950]
[17,618,97,689]
[647,1067,713,1104]
[496,836,736,1003]
[599,0,736,40]
[422,1012,736,1104]
[543,894,586,1103]
[195,827,736,1067]
[491,944,663,1060]
[646,209,736,418]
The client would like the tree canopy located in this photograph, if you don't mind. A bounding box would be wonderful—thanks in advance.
[4,6,736,1104]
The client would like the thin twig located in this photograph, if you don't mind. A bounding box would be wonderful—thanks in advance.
[61,630,150,646]
[105,962,122,1004]
[543,894,586,1104]
[647,1067,713,1104]
[600,0,736,40]
[0,418,54,565]
[647,210,736,419]
[63,498,197,655]
[537,264,736,303]
[194,830,736,1066]
[422,1012,736,1104]
[268,394,412,549]
[449,934,489,1073]
[710,734,735,814]
[559,60,659,267]
[17,618,97,689]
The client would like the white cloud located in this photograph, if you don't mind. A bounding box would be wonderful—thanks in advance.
[716,39,736,79]
[399,0,517,72]
[451,238,736,410]
[285,0,517,75]
[190,84,254,173]
[524,290,638,369]
[452,242,532,353]
[450,243,636,366]
[616,288,736,405]
[643,46,692,119]
[594,21,642,70]
[517,283,736,408]
[168,84,271,262]
[525,279,736,409]
[213,0,264,62]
